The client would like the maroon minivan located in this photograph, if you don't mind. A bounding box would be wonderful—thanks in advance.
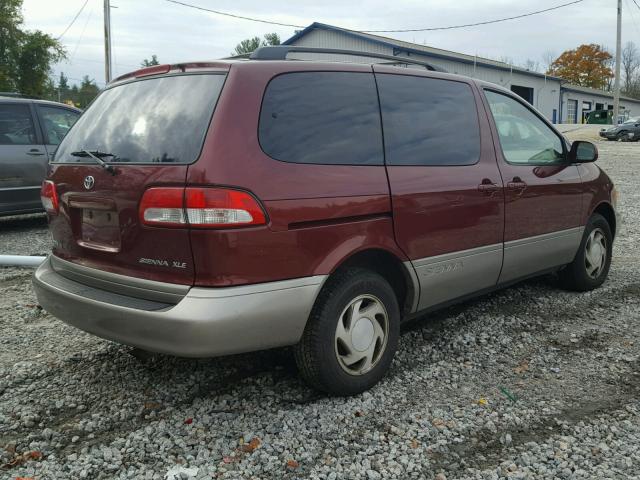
[33,47,618,395]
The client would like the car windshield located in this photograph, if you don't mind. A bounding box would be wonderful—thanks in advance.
[623,117,639,124]
[54,73,226,164]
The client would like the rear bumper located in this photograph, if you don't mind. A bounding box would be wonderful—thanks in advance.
[32,256,326,357]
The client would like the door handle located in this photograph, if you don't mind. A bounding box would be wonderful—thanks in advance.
[478,179,500,195]
[507,177,527,194]
[26,149,45,156]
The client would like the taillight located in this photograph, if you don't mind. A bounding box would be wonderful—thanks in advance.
[185,187,266,227]
[40,180,59,214]
[139,187,266,228]
[139,187,186,227]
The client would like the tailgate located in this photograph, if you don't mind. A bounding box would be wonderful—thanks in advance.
[45,72,227,285]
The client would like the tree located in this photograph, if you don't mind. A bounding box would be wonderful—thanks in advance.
[521,59,540,73]
[0,0,65,96]
[233,32,280,56]
[0,0,23,92]
[622,41,640,95]
[141,54,159,67]
[76,76,99,108]
[15,30,65,97]
[541,50,556,72]
[546,44,613,89]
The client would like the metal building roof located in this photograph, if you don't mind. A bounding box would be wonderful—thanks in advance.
[284,22,563,82]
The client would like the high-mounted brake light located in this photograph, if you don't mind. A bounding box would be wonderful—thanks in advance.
[40,180,59,215]
[139,187,266,228]
[134,64,171,78]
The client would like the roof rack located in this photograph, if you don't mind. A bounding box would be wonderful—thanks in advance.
[249,46,446,72]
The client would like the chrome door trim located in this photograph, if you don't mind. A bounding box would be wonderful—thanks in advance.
[412,243,502,268]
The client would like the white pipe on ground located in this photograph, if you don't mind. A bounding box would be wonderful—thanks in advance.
[0,255,46,267]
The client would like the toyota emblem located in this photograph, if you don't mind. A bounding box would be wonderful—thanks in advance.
[84,175,95,190]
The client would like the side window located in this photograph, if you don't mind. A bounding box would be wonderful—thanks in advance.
[0,104,36,145]
[484,90,564,165]
[376,74,480,166]
[259,72,383,165]
[38,106,80,145]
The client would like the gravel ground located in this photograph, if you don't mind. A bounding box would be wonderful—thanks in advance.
[1,140,639,480]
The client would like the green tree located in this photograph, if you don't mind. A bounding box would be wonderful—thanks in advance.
[141,54,159,67]
[0,0,65,96]
[76,75,99,108]
[57,72,69,99]
[0,0,24,92]
[233,32,280,56]
[16,30,65,97]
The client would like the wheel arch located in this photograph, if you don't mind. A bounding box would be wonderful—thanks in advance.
[592,201,616,239]
[325,248,419,318]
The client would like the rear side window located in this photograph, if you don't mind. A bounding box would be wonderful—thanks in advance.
[0,104,36,145]
[377,74,480,166]
[259,72,384,165]
[38,106,80,145]
[54,74,225,164]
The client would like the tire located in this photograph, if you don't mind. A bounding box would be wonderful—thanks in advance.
[559,213,613,291]
[294,267,400,396]
[616,131,628,141]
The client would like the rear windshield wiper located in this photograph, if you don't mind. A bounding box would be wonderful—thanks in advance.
[70,150,117,175]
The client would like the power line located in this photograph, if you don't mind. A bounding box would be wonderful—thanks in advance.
[57,0,90,40]
[365,0,585,32]
[163,0,585,33]
[69,0,95,63]
[164,0,304,28]
[625,0,640,37]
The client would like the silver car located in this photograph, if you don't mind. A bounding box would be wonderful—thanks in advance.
[0,96,81,216]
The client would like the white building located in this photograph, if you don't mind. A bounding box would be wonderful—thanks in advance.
[283,22,640,124]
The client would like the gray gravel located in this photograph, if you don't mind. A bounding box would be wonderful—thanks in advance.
[1,140,639,480]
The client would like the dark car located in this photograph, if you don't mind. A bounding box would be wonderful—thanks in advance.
[599,116,640,141]
[0,97,81,217]
[32,47,618,395]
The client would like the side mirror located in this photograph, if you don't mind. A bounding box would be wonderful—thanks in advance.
[569,141,598,163]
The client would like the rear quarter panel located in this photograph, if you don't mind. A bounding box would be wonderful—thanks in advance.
[187,62,400,286]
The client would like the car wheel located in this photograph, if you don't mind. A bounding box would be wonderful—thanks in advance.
[616,131,628,141]
[559,213,612,291]
[294,267,400,396]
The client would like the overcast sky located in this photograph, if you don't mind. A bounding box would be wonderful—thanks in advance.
[21,0,637,87]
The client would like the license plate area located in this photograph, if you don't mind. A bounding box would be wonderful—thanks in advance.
[79,208,121,252]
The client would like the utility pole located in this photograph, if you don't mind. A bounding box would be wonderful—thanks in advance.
[613,0,622,124]
[103,0,112,84]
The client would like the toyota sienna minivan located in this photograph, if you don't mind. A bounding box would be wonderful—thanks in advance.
[33,46,618,395]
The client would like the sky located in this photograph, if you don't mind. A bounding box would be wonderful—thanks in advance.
[20,0,639,88]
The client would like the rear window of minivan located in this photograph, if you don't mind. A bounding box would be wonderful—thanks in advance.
[54,73,225,164]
